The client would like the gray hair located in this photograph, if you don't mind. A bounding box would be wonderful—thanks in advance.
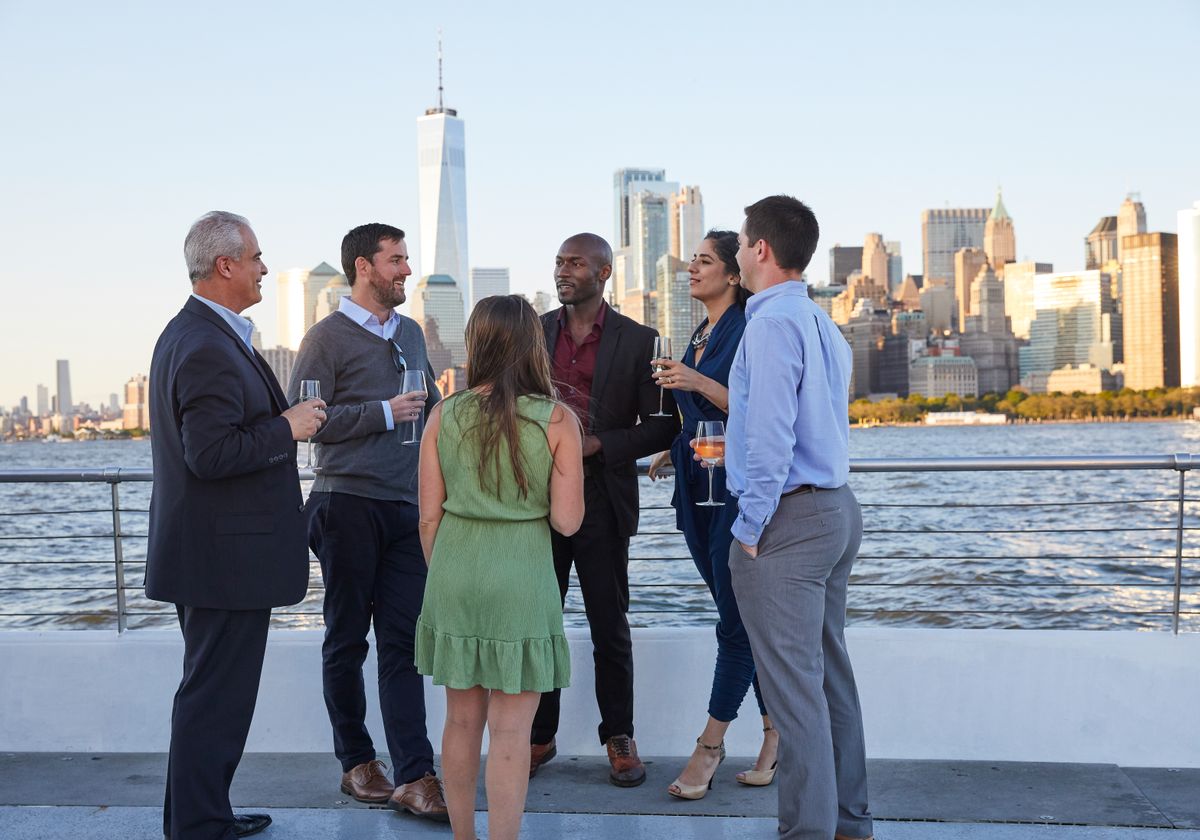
[184,211,251,283]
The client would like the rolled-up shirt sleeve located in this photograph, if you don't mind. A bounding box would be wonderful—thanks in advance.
[731,315,803,546]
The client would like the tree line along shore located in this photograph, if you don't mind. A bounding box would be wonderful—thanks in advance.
[850,387,1200,424]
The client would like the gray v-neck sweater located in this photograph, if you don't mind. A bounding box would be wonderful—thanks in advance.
[287,311,441,502]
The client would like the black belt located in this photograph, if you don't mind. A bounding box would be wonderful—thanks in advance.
[781,484,818,497]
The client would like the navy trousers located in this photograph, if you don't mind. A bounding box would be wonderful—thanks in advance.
[164,605,270,840]
[306,491,434,784]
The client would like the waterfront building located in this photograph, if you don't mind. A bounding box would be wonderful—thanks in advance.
[909,355,978,398]
[610,247,633,306]
[829,244,863,288]
[409,274,466,368]
[261,346,297,390]
[809,284,841,317]
[619,287,654,328]
[921,207,988,284]
[417,44,469,309]
[613,168,676,250]
[919,279,954,334]
[629,190,671,293]
[531,290,554,317]
[954,247,988,331]
[1117,195,1147,258]
[1085,216,1119,270]
[669,186,704,261]
[469,267,510,310]
[862,233,889,289]
[311,268,351,324]
[1044,364,1118,394]
[122,374,148,431]
[656,254,700,349]
[960,266,1019,395]
[1120,233,1179,390]
[840,301,890,398]
[56,360,73,430]
[36,384,48,417]
[1180,201,1200,387]
[1001,261,1053,340]
[885,241,903,298]
[896,274,922,310]
[1019,270,1116,381]
[832,272,888,325]
[983,189,1016,274]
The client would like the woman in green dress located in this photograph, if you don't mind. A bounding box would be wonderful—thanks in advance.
[416,294,584,840]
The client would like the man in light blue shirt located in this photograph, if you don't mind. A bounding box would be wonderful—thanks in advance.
[725,195,872,840]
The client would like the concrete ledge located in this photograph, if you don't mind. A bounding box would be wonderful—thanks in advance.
[2,628,1198,766]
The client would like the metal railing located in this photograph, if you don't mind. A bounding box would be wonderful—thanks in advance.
[1,455,1197,634]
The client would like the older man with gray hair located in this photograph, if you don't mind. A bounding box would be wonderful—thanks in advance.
[147,211,326,840]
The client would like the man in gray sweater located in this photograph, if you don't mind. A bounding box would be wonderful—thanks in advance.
[288,223,447,821]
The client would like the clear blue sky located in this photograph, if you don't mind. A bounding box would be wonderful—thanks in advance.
[1,0,1197,408]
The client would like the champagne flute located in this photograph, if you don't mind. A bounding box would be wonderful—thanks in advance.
[298,379,321,471]
[650,336,673,417]
[695,420,725,507]
[401,370,427,445]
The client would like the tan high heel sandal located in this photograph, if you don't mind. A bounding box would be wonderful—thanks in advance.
[736,725,778,787]
[667,738,726,800]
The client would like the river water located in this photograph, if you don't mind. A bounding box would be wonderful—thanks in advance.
[2,421,1198,632]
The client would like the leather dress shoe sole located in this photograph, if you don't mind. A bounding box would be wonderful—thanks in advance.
[387,799,452,823]
[529,741,558,778]
[164,813,272,840]
[339,781,392,803]
[609,769,647,787]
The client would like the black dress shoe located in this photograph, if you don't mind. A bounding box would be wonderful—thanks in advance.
[164,814,271,840]
[233,814,272,837]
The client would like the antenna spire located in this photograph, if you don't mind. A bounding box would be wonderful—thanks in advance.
[437,30,444,111]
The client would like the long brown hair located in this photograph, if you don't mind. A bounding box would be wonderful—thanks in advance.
[462,295,557,497]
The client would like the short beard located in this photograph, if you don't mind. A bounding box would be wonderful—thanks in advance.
[371,279,404,310]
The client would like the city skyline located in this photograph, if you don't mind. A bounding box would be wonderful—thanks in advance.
[1,1,1197,406]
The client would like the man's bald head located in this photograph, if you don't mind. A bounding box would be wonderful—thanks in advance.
[560,233,613,271]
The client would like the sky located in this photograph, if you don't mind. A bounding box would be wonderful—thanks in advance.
[1,0,1198,409]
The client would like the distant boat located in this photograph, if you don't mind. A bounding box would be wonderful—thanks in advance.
[924,411,1008,426]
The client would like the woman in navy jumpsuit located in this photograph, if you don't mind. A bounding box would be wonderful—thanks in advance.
[649,230,776,800]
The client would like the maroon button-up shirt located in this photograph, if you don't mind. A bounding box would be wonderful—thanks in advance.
[552,302,608,434]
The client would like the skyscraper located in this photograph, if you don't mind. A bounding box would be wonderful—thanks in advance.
[669,186,704,261]
[1019,271,1116,380]
[885,241,903,298]
[656,254,701,348]
[469,267,510,309]
[1121,233,1179,390]
[961,266,1020,395]
[828,245,863,287]
[277,262,344,350]
[123,374,149,431]
[1085,217,1119,269]
[36,384,48,417]
[410,274,466,369]
[921,207,989,284]
[1179,201,1200,387]
[417,40,469,309]
[861,234,888,288]
[56,360,73,427]
[1001,261,1053,340]
[313,268,352,323]
[983,189,1016,273]
[1117,195,1147,258]
[629,190,671,292]
[613,168,676,249]
[954,247,989,332]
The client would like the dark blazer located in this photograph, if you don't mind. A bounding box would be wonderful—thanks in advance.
[145,296,309,609]
[543,305,680,538]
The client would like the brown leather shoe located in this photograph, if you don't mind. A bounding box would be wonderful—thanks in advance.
[529,739,558,779]
[834,834,874,840]
[340,759,394,803]
[388,772,450,822]
[605,734,646,787]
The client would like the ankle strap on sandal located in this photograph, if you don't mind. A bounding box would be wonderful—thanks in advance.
[695,737,724,751]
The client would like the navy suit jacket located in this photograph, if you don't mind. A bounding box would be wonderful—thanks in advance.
[145,296,309,609]
[542,305,680,538]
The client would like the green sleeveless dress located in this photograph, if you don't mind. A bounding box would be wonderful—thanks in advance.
[415,392,571,694]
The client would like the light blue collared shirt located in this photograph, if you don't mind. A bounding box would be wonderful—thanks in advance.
[725,281,853,546]
[191,293,255,351]
[337,296,401,430]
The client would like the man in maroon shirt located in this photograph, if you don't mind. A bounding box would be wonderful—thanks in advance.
[531,233,680,786]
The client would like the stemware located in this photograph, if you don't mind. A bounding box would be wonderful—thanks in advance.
[401,370,427,445]
[695,420,725,507]
[298,379,321,471]
[650,336,673,418]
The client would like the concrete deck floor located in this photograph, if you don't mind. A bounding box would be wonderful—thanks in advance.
[2,752,1198,839]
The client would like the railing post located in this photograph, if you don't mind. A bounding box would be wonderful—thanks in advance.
[109,477,128,635]
[1173,454,1189,635]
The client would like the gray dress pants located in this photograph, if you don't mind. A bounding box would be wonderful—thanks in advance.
[729,484,873,840]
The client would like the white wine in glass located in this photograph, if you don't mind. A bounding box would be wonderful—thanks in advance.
[298,379,321,471]
[401,370,427,445]
[695,420,725,507]
[650,336,673,417]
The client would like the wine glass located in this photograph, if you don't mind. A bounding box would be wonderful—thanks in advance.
[298,380,321,471]
[695,420,725,507]
[650,336,673,417]
[401,370,427,445]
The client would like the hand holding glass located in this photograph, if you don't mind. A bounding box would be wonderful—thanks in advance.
[650,336,673,417]
[695,420,725,506]
[401,370,427,445]
[298,380,321,471]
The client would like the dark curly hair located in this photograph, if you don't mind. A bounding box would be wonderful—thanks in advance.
[703,229,750,306]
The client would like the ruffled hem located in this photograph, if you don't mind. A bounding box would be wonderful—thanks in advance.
[414,618,571,695]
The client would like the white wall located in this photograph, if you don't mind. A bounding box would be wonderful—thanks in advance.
[2,627,1197,767]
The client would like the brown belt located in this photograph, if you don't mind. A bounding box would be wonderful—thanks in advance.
[781,484,818,497]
